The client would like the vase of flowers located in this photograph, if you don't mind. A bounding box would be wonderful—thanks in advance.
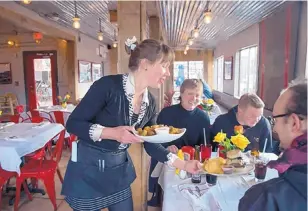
[58,94,70,109]
[213,125,250,158]
[198,98,215,115]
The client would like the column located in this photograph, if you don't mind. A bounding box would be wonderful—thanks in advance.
[117,2,148,211]
[149,16,163,111]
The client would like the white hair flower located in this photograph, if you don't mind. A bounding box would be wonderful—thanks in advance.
[125,36,137,50]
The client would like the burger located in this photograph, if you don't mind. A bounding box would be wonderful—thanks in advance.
[225,149,246,172]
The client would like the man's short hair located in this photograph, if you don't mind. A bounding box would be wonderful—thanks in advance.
[284,79,307,117]
[180,79,203,94]
[238,93,265,109]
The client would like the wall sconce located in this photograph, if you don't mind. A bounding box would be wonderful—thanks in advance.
[22,0,31,4]
[7,40,15,46]
[113,42,118,48]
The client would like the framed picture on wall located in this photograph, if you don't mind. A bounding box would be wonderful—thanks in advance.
[0,63,12,84]
[224,56,233,80]
[78,60,92,83]
[92,63,103,81]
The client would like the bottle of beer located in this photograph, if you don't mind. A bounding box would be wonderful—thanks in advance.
[191,145,201,184]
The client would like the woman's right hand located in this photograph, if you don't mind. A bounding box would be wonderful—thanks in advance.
[105,126,143,144]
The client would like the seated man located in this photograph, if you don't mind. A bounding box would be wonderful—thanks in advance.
[148,79,211,207]
[211,93,273,152]
[239,80,307,211]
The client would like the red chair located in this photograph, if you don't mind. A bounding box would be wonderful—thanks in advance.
[50,111,77,150]
[9,114,23,123]
[0,168,32,211]
[14,130,65,211]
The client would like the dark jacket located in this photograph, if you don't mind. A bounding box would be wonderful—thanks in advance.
[239,164,307,211]
[211,106,274,153]
[61,74,169,198]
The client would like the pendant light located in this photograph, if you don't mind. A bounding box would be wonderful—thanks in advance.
[72,1,80,29]
[97,18,103,41]
[112,29,117,48]
[204,10,212,24]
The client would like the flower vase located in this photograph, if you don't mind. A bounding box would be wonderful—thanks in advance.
[218,145,226,158]
[61,102,67,109]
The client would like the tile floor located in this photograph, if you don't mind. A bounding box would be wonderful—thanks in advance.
[1,150,162,211]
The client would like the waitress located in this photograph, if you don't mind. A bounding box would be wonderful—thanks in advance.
[61,39,202,211]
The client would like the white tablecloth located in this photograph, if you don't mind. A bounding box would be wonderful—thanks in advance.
[159,153,278,211]
[0,122,64,174]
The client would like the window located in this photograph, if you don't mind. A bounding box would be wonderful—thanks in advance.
[173,61,204,91]
[173,61,204,104]
[213,56,224,92]
[234,46,258,98]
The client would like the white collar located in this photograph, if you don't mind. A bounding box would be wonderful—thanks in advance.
[124,73,149,105]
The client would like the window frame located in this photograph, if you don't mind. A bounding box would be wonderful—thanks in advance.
[234,45,259,98]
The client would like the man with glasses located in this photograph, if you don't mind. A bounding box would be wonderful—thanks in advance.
[239,80,307,211]
[211,93,274,153]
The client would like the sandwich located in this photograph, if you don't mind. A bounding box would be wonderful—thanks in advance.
[225,149,246,171]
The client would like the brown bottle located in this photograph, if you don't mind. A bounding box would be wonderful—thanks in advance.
[191,145,201,184]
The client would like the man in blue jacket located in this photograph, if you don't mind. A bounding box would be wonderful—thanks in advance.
[239,80,307,211]
[211,93,274,153]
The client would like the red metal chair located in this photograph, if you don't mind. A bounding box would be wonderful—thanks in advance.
[50,111,77,150]
[0,168,32,211]
[9,114,23,123]
[14,130,65,211]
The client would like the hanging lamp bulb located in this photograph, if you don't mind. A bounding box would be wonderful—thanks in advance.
[7,40,15,46]
[98,32,103,41]
[184,50,187,55]
[185,45,189,51]
[192,28,199,38]
[113,41,118,48]
[22,0,31,4]
[188,38,194,46]
[204,10,212,24]
[72,16,80,29]
[72,1,80,29]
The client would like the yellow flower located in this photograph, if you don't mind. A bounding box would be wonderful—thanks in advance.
[206,99,214,105]
[231,134,250,150]
[234,125,244,134]
[0,110,2,115]
[214,132,227,143]
[65,94,71,100]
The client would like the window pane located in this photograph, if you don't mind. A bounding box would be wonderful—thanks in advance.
[234,51,240,97]
[188,61,203,79]
[173,61,188,92]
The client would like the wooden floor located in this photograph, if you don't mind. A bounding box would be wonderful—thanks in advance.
[1,149,163,211]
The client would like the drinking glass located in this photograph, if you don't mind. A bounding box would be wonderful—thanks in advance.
[254,158,268,182]
[206,174,217,185]
[200,144,212,162]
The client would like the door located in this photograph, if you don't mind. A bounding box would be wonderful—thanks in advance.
[23,51,58,110]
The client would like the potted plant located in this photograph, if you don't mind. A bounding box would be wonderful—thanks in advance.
[213,125,250,158]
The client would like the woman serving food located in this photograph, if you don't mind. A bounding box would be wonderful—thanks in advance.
[61,39,202,211]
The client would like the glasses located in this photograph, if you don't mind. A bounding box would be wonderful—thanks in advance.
[268,113,305,126]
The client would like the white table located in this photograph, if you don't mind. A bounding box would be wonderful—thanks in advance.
[0,122,64,174]
[159,153,278,211]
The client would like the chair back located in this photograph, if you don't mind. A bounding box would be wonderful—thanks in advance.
[52,130,66,163]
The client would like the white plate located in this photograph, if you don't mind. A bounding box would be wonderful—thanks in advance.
[134,128,186,143]
[201,163,255,177]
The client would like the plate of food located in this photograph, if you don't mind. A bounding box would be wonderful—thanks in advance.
[202,149,254,176]
[134,125,186,143]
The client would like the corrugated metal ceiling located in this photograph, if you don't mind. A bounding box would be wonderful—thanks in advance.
[14,1,286,49]
[158,0,286,49]
[15,0,117,43]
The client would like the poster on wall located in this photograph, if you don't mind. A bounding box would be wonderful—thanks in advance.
[78,60,92,83]
[92,63,104,81]
[0,63,12,84]
[224,56,233,80]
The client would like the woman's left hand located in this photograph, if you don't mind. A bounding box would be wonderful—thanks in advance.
[184,160,203,174]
